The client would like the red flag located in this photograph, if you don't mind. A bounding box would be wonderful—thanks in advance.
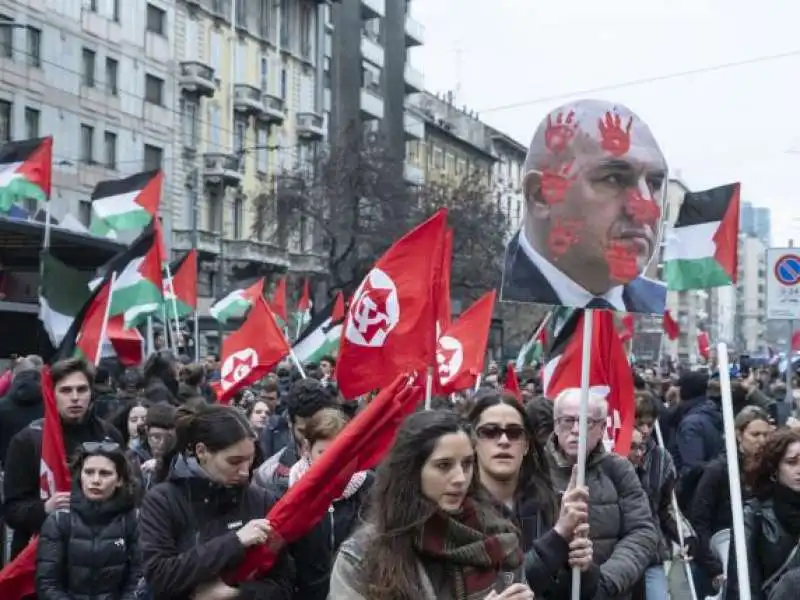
[167,249,198,311]
[75,277,113,363]
[297,279,311,313]
[619,313,635,344]
[662,310,680,341]
[0,367,70,597]
[335,210,447,398]
[697,330,710,361]
[544,310,636,455]
[227,374,423,582]
[436,228,453,334]
[436,291,496,393]
[106,315,144,367]
[331,291,345,322]
[218,297,291,404]
[791,330,800,352]
[504,362,522,401]
[270,279,288,323]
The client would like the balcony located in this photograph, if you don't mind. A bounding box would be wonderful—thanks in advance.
[203,153,242,187]
[361,33,384,67]
[289,252,328,274]
[296,112,325,140]
[405,14,425,47]
[223,239,290,269]
[360,88,384,120]
[258,93,286,125]
[404,64,424,94]
[404,162,424,185]
[234,84,266,115]
[403,110,424,140]
[179,61,216,97]
[171,228,220,256]
[361,0,385,19]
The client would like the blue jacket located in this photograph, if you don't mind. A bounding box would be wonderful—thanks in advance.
[673,398,724,475]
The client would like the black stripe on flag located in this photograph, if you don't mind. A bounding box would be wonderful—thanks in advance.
[91,169,161,201]
[674,183,738,228]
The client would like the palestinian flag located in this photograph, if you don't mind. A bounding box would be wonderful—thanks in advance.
[102,220,165,328]
[54,273,114,363]
[163,249,197,321]
[0,137,52,213]
[515,317,549,370]
[293,292,345,366]
[39,251,94,346]
[663,182,740,291]
[210,278,265,324]
[292,279,312,337]
[89,170,162,238]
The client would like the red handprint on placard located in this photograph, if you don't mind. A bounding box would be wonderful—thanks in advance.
[540,159,576,205]
[545,110,579,155]
[625,189,661,227]
[548,218,583,260]
[598,111,633,157]
[605,240,639,282]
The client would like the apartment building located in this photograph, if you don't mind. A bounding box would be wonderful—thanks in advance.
[323,0,425,165]
[487,128,526,235]
[736,233,768,353]
[171,0,329,325]
[0,0,177,232]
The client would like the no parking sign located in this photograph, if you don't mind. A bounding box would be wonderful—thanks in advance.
[766,248,800,320]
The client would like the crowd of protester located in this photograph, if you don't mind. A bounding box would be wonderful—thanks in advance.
[0,349,798,599]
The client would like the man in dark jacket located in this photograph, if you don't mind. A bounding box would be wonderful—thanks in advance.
[2,357,123,561]
[670,371,724,476]
[0,359,43,466]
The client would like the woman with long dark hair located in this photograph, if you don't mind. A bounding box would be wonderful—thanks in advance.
[36,442,141,599]
[328,409,533,600]
[110,398,151,449]
[138,403,293,599]
[468,391,594,598]
[726,428,800,600]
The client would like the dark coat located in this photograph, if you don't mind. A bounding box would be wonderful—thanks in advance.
[2,416,123,560]
[138,455,294,600]
[35,490,140,600]
[0,370,43,466]
[500,232,667,313]
[670,397,723,475]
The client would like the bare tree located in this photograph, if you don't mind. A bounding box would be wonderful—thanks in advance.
[251,129,411,293]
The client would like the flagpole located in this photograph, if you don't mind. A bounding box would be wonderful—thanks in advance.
[288,348,307,379]
[146,316,154,356]
[424,366,433,410]
[193,311,200,362]
[473,373,482,392]
[94,272,117,367]
[571,308,594,600]
[164,261,183,355]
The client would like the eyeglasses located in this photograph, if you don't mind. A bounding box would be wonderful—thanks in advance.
[629,443,647,453]
[555,416,605,430]
[475,424,527,442]
[81,441,121,453]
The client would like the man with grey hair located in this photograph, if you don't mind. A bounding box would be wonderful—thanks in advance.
[546,387,658,599]
[500,99,667,313]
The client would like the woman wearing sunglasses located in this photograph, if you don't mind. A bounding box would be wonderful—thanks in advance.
[468,390,597,599]
[36,441,141,599]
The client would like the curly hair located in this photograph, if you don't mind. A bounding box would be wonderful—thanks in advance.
[747,428,800,499]
[285,378,338,423]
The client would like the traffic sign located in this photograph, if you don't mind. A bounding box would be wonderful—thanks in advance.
[766,248,800,320]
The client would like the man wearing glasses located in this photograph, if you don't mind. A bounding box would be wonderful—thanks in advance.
[546,388,657,600]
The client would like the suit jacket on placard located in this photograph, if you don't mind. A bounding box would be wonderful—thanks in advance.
[500,232,666,314]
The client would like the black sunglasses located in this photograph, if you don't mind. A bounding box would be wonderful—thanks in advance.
[81,441,121,454]
[475,424,527,442]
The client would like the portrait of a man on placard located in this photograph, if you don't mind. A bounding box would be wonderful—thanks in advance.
[500,99,667,314]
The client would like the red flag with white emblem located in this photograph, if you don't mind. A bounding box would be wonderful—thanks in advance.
[336,209,447,399]
[218,297,291,404]
[435,291,495,394]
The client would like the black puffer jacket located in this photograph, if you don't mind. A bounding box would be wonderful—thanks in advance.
[0,369,43,466]
[138,455,294,600]
[36,489,140,600]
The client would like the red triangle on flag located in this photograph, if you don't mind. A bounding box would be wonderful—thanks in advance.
[712,182,740,283]
[503,362,522,402]
[270,278,288,322]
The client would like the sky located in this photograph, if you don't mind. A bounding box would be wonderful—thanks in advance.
[410,0,800,247]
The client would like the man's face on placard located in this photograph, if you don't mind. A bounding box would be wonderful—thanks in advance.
[524,101,667,295]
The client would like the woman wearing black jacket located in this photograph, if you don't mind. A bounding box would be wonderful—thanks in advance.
[36,441,141,599]
[138,403,294,600]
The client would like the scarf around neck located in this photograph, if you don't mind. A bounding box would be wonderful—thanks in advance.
[288,456,368,500]
[774,483,800,537]
[413,497,523,599]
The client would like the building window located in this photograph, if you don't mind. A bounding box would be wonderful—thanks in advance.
[233,196,244,239]
[235,0,246,29]
[182,99,198,148]
[79,200,92,226]
[0,100,11,143]
[445,152,455,174]
[105,57,118,95]
[144,144,163,170]
[145,74,164,105]
[300,4,312,58]
[80,124,95,163]
[104,131,117,169]
[280,68,287,99]
[280,0,290,48]
[456,158,465,176]
[209,105,221,151]
[82,48,96,87]
[0,16,11,58]
[433,147,444,170]
[25,26,41,67]
[210,30,221,73]
[234,118,246,157]
[88,0,98,11]
[24,107,40,138]
[258,0,270,38]
[146,4,166,35]
[112,0,120,22]
[256,127,268,173]
[259,55,269,91]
